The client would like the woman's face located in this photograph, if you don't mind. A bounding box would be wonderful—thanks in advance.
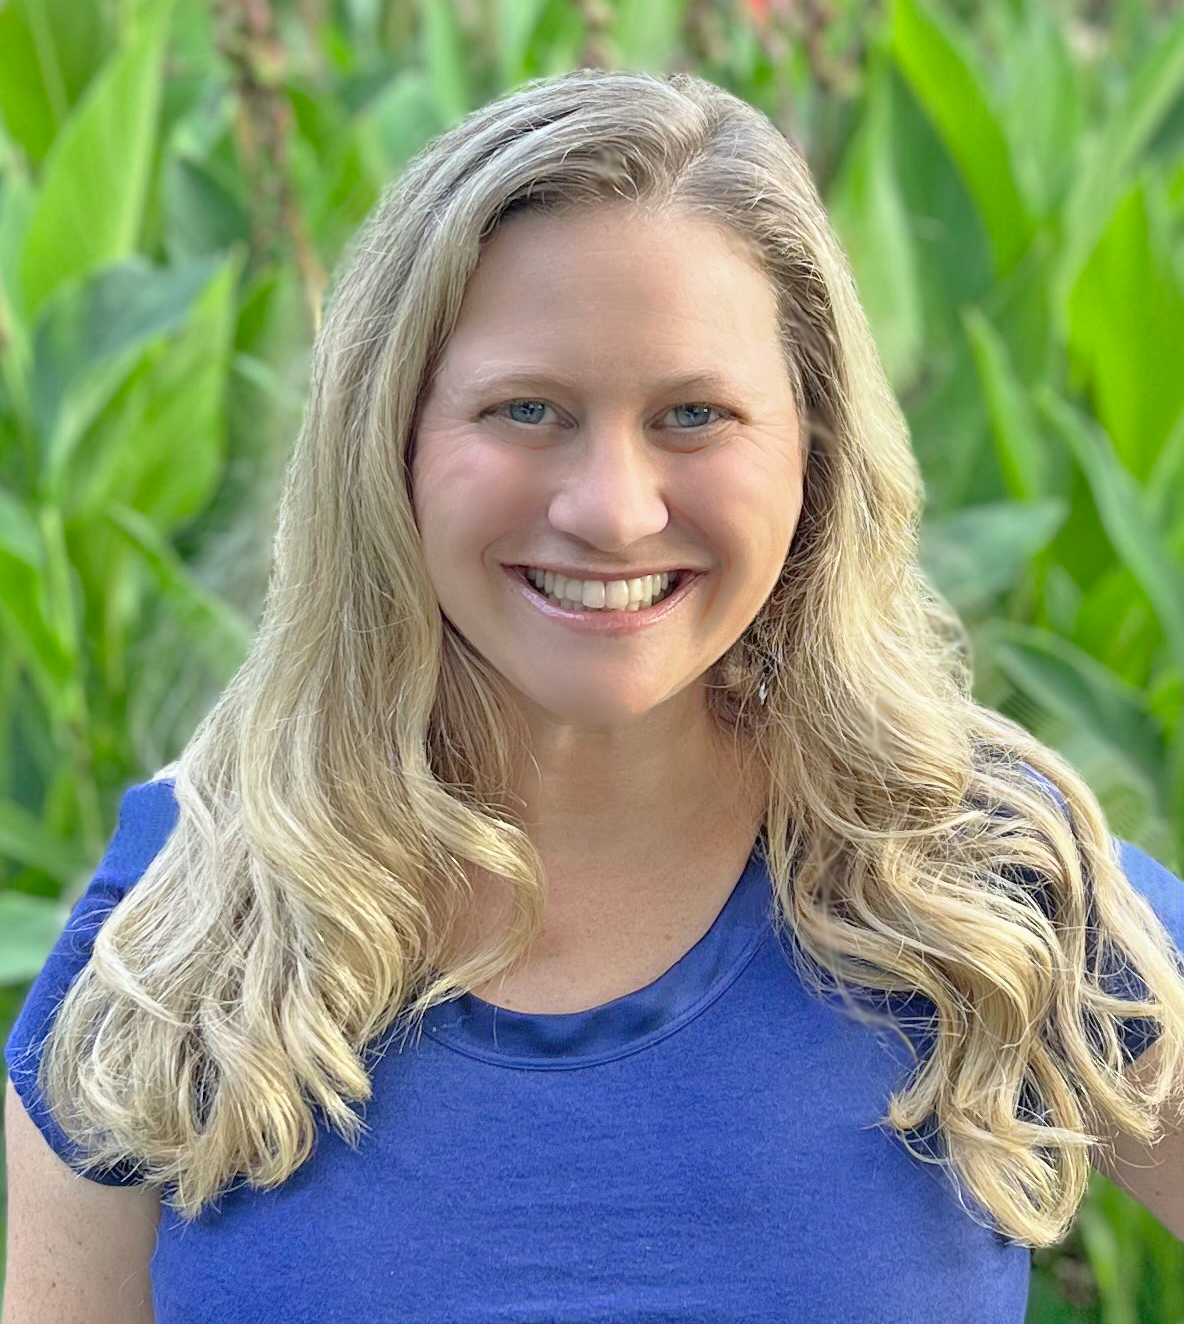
[410,205,805,730]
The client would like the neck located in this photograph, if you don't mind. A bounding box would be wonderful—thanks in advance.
[510,692,765,879]
[439,691,769,1004]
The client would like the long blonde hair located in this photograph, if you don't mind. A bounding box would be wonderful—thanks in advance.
[42,68,1184,1246]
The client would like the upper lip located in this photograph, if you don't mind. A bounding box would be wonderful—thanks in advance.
[513,563,703,581]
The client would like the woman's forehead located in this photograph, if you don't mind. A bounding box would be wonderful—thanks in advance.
[436,210,784,376]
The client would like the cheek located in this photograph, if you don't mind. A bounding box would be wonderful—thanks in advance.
[706,446,802,551]
[412,430,535,560]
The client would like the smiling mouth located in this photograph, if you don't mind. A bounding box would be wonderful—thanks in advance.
[514,566,685,611]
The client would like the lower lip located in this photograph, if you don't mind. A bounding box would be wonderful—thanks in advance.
[503,566,703,634]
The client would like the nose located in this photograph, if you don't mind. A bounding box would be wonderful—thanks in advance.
[545,420,672,551]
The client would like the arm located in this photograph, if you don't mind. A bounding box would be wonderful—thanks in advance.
[1091,1034,1184,1241]
[3,1079,160,1324]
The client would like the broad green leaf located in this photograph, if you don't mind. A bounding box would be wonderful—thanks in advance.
[59,255,239,528]
[613,0,683,72]
[32,256,222,495]
[515,0,586,78]
[918,499,1067,614]
[420,0,468,129]
[0,552,75,725]
[1067,185,1184,482]
[164,67,236,163]
[998,2,1080,219]
[18,0,173,314]
[104,504,252,682]
[0,892,69,984]
[0,162,35,329]
[963,307,1048,501]
[1037,388,1184,671]
[0,166,36,425]
[992,622,1169,814]
[906,328,990,517]
[1075,563,1161,691]
[1147,404,1184,538]
[0,0,112,165]
[493,0,553,87]
[890,0,1033,273]
[357,69,442,182]
[162,158,252,264]
[1040,563,1083,638]
[888,63,993,354]
[1056,6,1184,316]
[38,504,80,669]
[285,95,380,267]
[828,64,923,393]
[0,485,42,567]
[1079,1178,1151,1324]
[0,798,86,885]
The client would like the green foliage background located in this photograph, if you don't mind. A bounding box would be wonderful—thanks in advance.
[2,0,1184,1317]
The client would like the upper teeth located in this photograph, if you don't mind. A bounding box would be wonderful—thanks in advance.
[524,568,675,609]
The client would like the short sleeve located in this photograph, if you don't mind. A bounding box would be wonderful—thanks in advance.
[1014,761,1184,1066]
[3,778,179,1184]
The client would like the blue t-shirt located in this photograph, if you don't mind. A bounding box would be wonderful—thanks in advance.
[6,774,1184,1324]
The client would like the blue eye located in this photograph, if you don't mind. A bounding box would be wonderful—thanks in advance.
[669,404,725,428]
[501,400,552,425]
[491,400,730,429]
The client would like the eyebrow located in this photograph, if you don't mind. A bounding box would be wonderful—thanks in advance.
[460,364,751,399]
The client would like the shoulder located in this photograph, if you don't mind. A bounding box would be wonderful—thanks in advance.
[95,778,180,893]
[2,776,181,1183]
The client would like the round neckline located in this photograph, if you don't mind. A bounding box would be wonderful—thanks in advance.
[420,834,774,1068]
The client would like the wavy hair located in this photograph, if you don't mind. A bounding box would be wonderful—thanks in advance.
[41,68,1184,1245]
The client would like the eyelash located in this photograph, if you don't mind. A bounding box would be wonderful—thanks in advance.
[485,399,735,431]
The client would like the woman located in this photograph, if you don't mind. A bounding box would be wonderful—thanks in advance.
[5,68,1184,1324]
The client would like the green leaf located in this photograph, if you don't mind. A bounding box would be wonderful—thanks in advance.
[59,254,239,528]
[286,105,379,266]
[162,157,252,264]
[1146,404,1184,536]
[0,484,42,568]
[0,165,36,428]
[493,0,553,87]
[1037,387,1184,672]
[0,160,36,328]
[18,0,173,314]
[31,256,222,496]
[889,0,1033,273]
[420,0,468,130]
[357,69,442,182]
[0,798,86,885]
[1066,184,1184,482]
[919,498,1067,614]
[104,503,252,682]
[1056,6,1184,316]
[992,622,1170,815]
[828,64,923,393]
[0,892,69,984]
[613,0,683,71]
[0,0,114,165]
[1074,563,1159,689]
[962,307,1049,501]
[887,62,993,353]
[998,2,1080,219]
[0,552,75,724]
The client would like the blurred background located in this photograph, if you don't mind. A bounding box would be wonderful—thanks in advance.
[2,0,1184,1316]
